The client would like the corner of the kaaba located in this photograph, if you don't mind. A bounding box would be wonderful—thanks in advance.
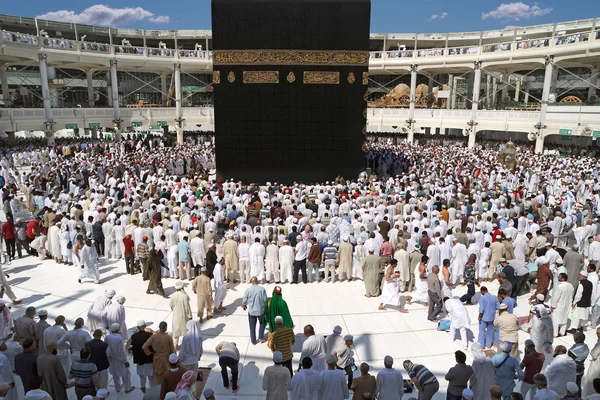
[211,0,371,184]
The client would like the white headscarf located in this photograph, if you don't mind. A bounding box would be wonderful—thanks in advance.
[182,320,203,357]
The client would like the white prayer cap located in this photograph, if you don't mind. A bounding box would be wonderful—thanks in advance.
[500,341,513,352]
[168,353,179,363]
[137,320,146,327]
[273,351,283,362]
[217,256,224,263]
[325,354,337,364]
[82,396,94,400]
[203,388,215,397]
[105,288,116,298]
[116,295,126,304]
[333,325,342,334]
[462,389,474,400]
[343,335,354,341]
[580,270,589,277]
[96,388,109,398]
[110,323,120,332]
[567,382,579,394]
[536,294,545,301]
[342,236,349,242]
[328,240,333,245]
[175,281,184,289]
[535,257,548,265]
[384,355,394,365]
[275,315,284,324]
[164,393,177,400]
[38,309,48,316]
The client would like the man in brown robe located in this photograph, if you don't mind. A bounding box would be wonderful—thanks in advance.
[192,267,214,321]
[37,341,70,400]
[145,249,167,297]
[142,321,176,382]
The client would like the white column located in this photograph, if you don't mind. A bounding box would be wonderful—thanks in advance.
[588,67,599,101]
[38,53,54,144]
[407,64,418,143]
[492,77,498,108]
[451,76,458,109]
[0,65,11,107]
[161,72,169,107]
[174,63,184,145]
[536,56,554,154]
[486,74,492,108]
[524,78,530,104]
[109,60,121,141]
[447,74,453,110]
[501,73,510,104]
[86,70,95,108]
[468,62,482,149]
[514,77,521,102]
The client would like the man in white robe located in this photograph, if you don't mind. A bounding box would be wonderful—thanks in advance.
[213,257,228,312]
[394,244,410,291]
[427,240,441,270]
[450,238,468,284]
[444,297,471,349]
[105,323,135,393]
[103,296,127,341]
[319,354,349,400]
[102,220,114,259]
[190,234,205,269]
[112,221,125,259]
[48,223,61,262]
[290,356,322,400]
[57,317,92,364]
[299,325,328,372]
[265,241,280,283]
[43,315,71,378]
[551,272,575,337]
[79,237,100,284]
[279,240,295,283]
[87,288,115,332]
[546,345,577,398]
[249,238,265,282]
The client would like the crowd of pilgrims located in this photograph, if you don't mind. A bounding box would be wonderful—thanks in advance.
[1,134,600,399]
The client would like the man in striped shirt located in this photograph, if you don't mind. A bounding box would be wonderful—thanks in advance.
[403,359,439,400]
[69,347,99,399]
[270,315,295,377]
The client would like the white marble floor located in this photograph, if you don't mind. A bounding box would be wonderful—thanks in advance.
[2,254,590,400]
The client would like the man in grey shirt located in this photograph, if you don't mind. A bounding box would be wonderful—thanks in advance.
[427,265,443,321]
[445,350,473,400]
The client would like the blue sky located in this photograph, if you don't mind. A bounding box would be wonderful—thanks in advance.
[4,1,600,33]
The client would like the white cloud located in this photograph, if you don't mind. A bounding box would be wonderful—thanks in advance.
[429,12,448,21]
[36,4,170,26]
[149,15,170,24]
[481,2,552,20]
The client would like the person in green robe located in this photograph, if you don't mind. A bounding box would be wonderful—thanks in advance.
[262,286,293,334]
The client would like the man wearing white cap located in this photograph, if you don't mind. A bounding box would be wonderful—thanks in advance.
[103,294,126,336]
[87,288,115,333]
[529,294,554,354]
[34,309,50,354]
[95,388,109,399]
[334,335,354,389]
[338,236,353,282]
[203,388,216,400]
[192,268,213,321]
[223,232,239,282]
[375,355,404,400]
[326,325,344,357]
[249,237,266,283]
[322,240,338,283]
[160,353,186,399]
[104,323,135,393]
[491,340,524,397]
[493,304,519,358]
[126,320,154,393]
[262,351,291,400]
[319,353,349,400]
[568,270,593,333]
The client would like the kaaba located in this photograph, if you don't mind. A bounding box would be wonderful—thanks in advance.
[211,0,371,183]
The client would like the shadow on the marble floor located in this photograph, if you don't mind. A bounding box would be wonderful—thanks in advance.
[239,360,260,383]
[202,322,226,338]
[10,276,30,285]
[7,263,39,274]
[212,297,243,319]
[101,272,127,283]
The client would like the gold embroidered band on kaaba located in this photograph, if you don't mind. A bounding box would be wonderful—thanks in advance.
[243,71,280,84]
[213,50,369,66]
[303,71,340,84]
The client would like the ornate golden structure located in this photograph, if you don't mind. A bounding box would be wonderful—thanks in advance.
[213,50,369,66]
[213,71,221,84]
[362,72,368,85]
[243,71,280,84]
[348,72,356,84]
[286,72,296,83]
[498,141,517,171]
[227,71,236,83]
[303,71,340,84]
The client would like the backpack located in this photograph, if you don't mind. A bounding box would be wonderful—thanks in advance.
[437,319,451,332]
